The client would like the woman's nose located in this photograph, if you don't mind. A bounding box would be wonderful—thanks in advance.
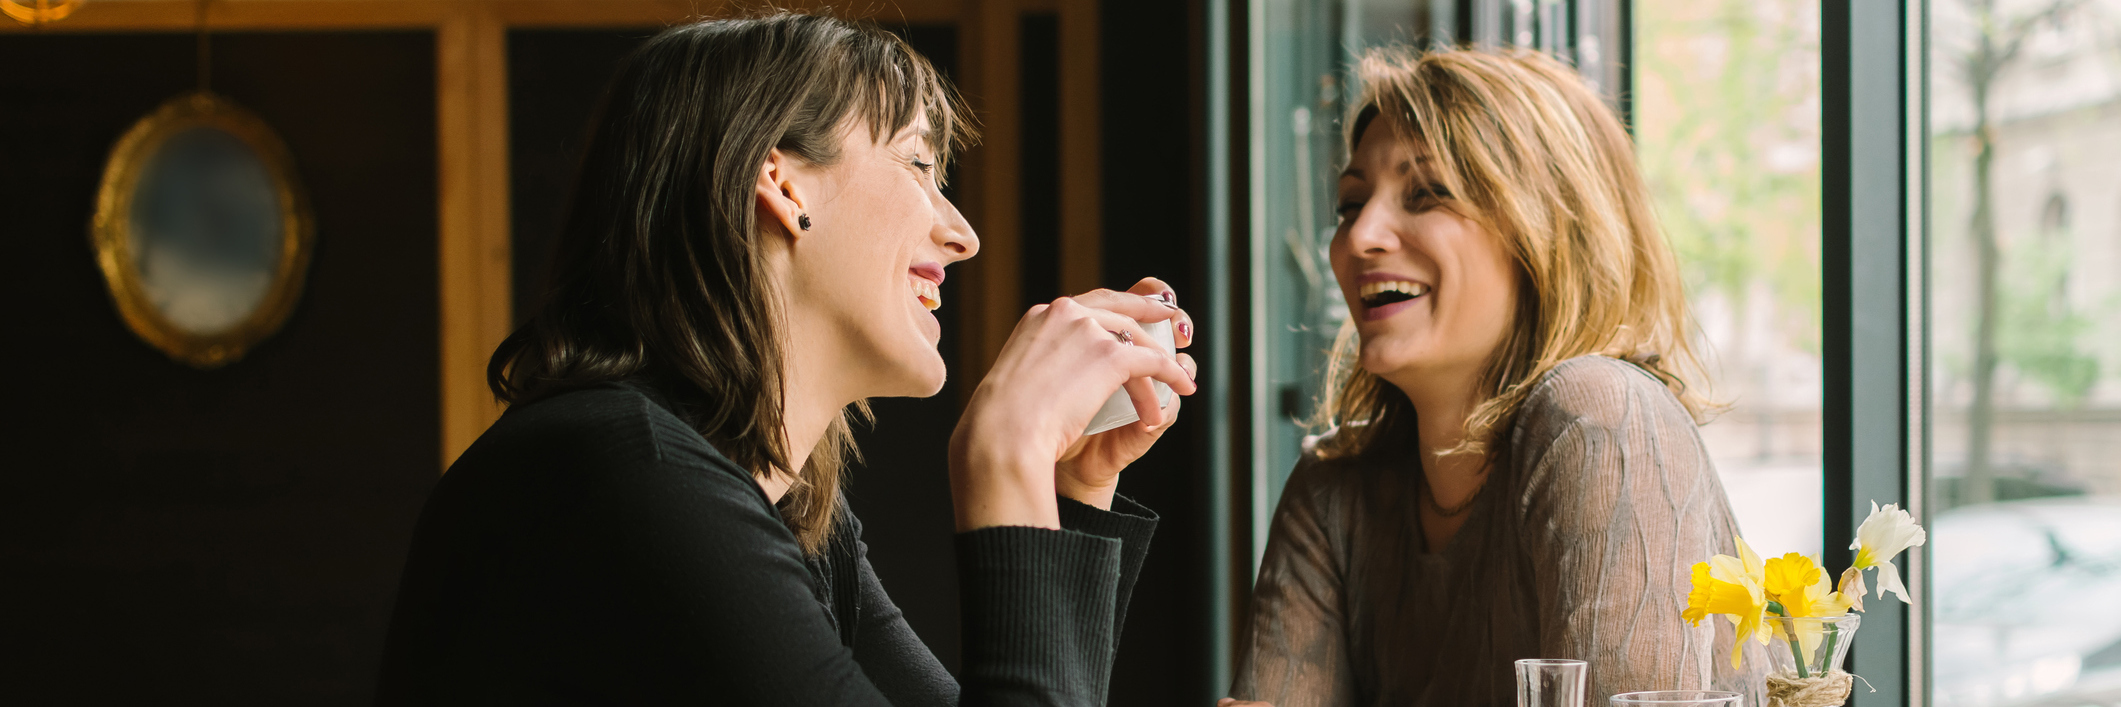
[1343,204,1397,255]
[932,191,979,261]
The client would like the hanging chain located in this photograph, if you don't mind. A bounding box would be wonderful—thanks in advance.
[195,0,211,93]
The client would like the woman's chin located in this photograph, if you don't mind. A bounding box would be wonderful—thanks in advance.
[876,350,948,398]
[1358,338,1435,381]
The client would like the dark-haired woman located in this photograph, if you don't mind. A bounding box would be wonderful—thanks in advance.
[375,12,1196,706]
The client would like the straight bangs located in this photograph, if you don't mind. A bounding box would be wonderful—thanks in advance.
[839,24,975,181]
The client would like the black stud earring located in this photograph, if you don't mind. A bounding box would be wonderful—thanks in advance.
[798,213,812,231]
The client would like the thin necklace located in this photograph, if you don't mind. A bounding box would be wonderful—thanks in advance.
[1420,463,1488,517]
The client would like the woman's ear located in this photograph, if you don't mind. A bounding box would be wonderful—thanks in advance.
[755,148,810,239]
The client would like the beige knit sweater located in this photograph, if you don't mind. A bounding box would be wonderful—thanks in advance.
[1232,355,1770,707]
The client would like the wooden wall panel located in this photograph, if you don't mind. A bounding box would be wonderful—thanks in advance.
[1058,0,1101,294]
[956,0,1023,387]
[0,31,439,705]
[435,1,511,466]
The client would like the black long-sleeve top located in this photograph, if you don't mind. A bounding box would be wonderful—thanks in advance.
[375,380,1157,706]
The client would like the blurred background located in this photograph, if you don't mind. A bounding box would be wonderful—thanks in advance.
[4,1,2118,706]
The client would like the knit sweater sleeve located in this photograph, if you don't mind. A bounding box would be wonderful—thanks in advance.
[1057,494,1158,657]
[849,494,1159,707]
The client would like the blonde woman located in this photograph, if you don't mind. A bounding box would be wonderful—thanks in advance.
[1225,48,1768,707]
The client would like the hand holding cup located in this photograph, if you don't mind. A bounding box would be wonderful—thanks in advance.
[949,278,1197,529]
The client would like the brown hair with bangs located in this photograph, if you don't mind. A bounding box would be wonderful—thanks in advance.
[488,10,974,555]
[1311,47,1712,463]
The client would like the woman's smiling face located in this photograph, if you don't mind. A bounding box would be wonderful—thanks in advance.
[1329,120,1520,386]
[787,114,978,399]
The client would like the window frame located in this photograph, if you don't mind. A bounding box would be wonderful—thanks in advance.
[1216,1,1934,704]
[1821,2,1928,706]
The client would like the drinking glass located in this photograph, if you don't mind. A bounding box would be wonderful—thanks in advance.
[1516,659,1589,707]
[1610,690,1744,707]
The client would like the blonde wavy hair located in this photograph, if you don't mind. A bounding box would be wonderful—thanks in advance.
[1310,47,1714,463]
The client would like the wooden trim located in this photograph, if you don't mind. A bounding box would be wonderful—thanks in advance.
[954,0,1021,391]
[0,0,447,31]
[488,0,704,27]
[436,0,511,468]
[0,0,966,32]
[490,0,968,27]
[1056,0,1099,294]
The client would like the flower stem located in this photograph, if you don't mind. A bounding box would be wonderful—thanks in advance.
[1820,624,1842,675]
[1782,621,1810,679]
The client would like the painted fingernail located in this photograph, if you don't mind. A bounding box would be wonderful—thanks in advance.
[1161,290,1178,307]
[1177,320,1192,341]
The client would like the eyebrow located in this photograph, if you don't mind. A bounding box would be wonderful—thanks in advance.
[1340,156,1431,181]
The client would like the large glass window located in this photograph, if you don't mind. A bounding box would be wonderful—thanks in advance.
[1634,0,1826,559]
[1926,2,2121,706]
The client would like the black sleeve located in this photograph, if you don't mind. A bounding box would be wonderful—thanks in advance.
[850,531,961,707]
[1056,495,1158,658]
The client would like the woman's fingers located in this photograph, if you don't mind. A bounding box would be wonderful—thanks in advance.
[1109,339,1196,395]
[1075,306,1161,355]
[1115,277,1193,348]
[1072,285,1180,325]
[1121,353,1199,429]
[1119,376,1166,428]
[1122,276,1174,303]
[1040,301,1193,394]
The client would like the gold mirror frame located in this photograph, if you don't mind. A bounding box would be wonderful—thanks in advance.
[92,91,314,369]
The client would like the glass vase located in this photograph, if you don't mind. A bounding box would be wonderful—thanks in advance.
[1516,659,1588,707]
[1610,691,1743,707]
[1762,613,1861,707]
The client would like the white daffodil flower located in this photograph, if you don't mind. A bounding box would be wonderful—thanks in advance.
[1849,501,1926,605]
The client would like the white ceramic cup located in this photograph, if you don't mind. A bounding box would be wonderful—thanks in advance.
[1083,317,1177,436]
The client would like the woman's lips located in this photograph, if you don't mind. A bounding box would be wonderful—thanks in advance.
[1362,296,1421,321]
[909,263,944,311]
[1354,274,1431,321]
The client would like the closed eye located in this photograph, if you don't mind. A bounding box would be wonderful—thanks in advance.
[912,157,935,175]
[1404,183,1452,209]
[1335,200,1364,221]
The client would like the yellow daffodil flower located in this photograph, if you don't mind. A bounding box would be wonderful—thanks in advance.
[1760,553,1856,665]
[1762,553,1853,619]
[1684,537,1771,668]
[1850,501,1926,605]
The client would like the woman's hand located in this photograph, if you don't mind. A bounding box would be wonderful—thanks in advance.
[950,280,1196,531]
[1052,279,1197,509]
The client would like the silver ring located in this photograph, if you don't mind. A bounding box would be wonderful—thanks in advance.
[1110,330,1133,345]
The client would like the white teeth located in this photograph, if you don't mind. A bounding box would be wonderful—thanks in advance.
[910,277,941,311]
[1358,280,1430,298]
